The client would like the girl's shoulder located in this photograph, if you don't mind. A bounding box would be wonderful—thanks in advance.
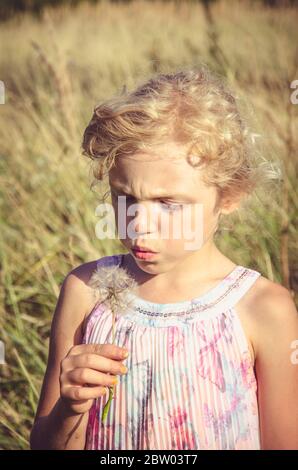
[65,259,100,335]
[236,273,297,362]
[240,274,295,316]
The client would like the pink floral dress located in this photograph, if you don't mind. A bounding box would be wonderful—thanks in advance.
[82,253,261,450]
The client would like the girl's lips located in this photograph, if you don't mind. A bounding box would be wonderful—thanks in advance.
[132,245,157,253]
[132,249,158,260]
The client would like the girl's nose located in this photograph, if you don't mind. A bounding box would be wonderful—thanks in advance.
[129,201,157,235]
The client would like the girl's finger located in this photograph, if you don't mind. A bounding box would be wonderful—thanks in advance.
[70,343,128,360]
[65,385,108,401]
[71,353,128,375]
[67,367,119,387]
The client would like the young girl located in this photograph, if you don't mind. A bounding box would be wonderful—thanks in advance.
[30,66,298,450]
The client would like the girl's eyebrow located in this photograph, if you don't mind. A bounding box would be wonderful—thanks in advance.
[110,184,195,201]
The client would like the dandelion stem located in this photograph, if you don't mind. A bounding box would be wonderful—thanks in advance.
[102,385,115,423]
[102,302,116,422]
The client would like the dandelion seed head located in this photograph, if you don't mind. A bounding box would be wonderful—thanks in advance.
[88,263,138,316]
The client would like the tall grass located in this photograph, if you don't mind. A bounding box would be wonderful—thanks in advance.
[0,0,297,449]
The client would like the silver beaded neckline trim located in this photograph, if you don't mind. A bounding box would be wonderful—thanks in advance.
[125,266,249,318]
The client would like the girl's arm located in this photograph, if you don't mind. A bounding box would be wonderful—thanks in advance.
[30,262,96,450]
[254,282,298,450]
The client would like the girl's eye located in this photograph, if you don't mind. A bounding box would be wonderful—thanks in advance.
[112,193,183,212]
[161,201,184,211]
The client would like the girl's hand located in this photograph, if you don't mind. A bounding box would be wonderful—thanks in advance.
[59,343,129,414]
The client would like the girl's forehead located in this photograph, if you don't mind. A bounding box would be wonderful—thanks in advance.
[109,156,200,185]
[110,151,200,177]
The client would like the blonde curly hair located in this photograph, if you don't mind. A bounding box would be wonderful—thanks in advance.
[82,64,280,211]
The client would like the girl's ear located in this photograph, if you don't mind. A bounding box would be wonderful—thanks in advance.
[219,195,243,215]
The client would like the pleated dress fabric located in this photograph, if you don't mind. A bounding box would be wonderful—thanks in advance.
[82,253,261,450]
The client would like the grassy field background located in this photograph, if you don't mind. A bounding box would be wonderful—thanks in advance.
[0,0,297,449]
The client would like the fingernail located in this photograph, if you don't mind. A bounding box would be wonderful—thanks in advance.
[120,365,128,374]
[122,351,129,358]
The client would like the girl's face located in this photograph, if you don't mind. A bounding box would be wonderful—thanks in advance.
[109,141,223,274]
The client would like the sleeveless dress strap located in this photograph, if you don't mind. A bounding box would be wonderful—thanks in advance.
[215,267,261,313]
